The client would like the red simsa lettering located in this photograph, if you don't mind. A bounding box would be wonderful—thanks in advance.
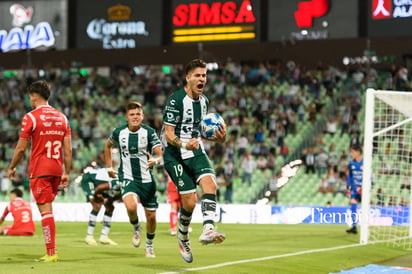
[172,0,256,27]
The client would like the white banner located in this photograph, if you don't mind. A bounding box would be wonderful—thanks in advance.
[0,202,274,224]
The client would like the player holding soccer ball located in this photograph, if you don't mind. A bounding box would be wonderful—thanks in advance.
[162,59,226,263]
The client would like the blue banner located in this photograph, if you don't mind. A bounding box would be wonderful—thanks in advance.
[270,206,410,225]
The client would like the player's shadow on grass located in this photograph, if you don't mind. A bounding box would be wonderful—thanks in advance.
[1,253,36,263]
[63,251,138,262]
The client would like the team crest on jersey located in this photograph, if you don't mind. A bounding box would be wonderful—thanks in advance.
[178,179,184,187]
[139,136,147,146]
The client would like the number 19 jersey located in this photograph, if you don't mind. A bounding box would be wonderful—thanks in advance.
[19,105,71,178]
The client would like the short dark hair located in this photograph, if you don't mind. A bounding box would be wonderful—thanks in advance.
[350,144,362,152]
[126,101,143,112]
[10,188,23,198]
[27,80,51,100]
[185,59,207,75]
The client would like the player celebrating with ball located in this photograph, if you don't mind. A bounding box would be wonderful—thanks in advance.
[162,58,226,263]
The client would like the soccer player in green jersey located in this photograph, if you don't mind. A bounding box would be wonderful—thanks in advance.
[80,164,122,246]
[104,102,162,258]
[162,59,227,263]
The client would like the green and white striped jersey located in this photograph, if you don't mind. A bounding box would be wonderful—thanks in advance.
[162,88,208,159]
[109,124,161,182]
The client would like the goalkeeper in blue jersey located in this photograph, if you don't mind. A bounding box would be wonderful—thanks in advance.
[346,144,363,234]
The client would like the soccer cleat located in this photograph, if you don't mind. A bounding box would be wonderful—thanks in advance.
[346,226,358,234]
[36,254,59,262]
[99,236,118,246]
[177,232,193,263]
[145,244,156,258]
[85,236,98,246]
[199,230,226,245]
[132,228,141,248]
[170,229,177,236]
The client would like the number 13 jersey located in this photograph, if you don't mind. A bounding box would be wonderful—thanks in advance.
[19,105,71,178]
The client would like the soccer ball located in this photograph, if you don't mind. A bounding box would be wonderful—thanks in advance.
[200,113,225,140]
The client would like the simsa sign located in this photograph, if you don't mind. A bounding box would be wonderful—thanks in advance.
[171,0,260,43]
[75,0,162,49]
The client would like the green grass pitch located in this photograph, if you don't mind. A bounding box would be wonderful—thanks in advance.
[0,222,411,274]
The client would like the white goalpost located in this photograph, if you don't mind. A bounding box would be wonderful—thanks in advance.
[361,89,412,249]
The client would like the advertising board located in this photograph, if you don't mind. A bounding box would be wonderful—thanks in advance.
[74,0,162,49]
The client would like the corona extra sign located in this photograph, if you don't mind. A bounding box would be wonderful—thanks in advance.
[172,0,257,43]
[86,3,149,49]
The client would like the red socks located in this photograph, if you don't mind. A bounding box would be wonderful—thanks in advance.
[41,212,56,256]
[170,210,178,231]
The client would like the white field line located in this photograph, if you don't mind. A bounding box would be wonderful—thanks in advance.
[159,243,363,274]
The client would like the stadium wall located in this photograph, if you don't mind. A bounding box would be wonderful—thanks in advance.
[1,36,411,70]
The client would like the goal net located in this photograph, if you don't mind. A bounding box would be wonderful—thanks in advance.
[361,89,412,249]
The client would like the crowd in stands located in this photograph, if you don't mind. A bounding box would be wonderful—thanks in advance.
[0,59,411,204]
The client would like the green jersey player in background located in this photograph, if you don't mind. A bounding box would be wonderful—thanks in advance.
[104,102,162,258]
[80,162,122,246]
[162,59,227,263]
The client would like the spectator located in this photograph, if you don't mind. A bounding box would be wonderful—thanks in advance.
[236,132,249,158]
[388,196,397,206]
[333,174,347,197]
[395,66,409,91]
[352,66,365,88]
[324,116,337,135]
[267,172,279,204]
[240,151,256,186]
[265,153,277,170]
[376,188,385,206]
[340,107,351,136]
[302,147,316,174]
[280,143,290,160]
[223,158,235,203]
[316,148,329,177]
[256,155,268,171]
[325,166,337,193]
[318,178,328,194]
[337,152,349,178]
[327,143,339,171]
